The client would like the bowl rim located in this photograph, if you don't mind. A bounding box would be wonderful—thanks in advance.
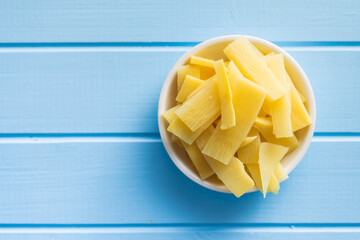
[158,35,316,194]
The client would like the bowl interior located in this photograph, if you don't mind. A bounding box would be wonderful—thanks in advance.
[158,35,316,194]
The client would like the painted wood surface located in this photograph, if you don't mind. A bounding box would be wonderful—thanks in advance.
[0,48,358,133]
[0,140,358,224]
[0,228,358,240]
[0,0,359,238]
[0,0,359,43]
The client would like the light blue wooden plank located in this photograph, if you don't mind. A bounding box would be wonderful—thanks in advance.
[0,49,182,133]
[0,140,358,223]
[0,230,358,240]
[289,48,360,132]
[0,0,359,42]
[0,48,358,133]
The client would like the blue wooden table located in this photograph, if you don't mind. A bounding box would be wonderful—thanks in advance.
[0,1,359,239]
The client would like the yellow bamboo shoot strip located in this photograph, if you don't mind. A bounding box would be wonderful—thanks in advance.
[265,54,293,138]
[214,59,235,129]
[239,136,257,148]
[268,174,280,194]
[224,37,286,102]
[212,156,255,198]
[285,74,312,131]
[247,127,260,137]
[274,163,288,183]
[176,75,204,103]
[181,140,214,180]
[254,117,299,152]
[239,128,260,149]
[196,125,215,151]
[265,54,289,87]
[175,77,221,132]
[189,56,216,79]
[186,77,208,100]
[186,75,216,101]
[237,135,261,164]
[206,174,224,187]
[245,164,262,190]
[282,65,312,132]
[167,113,219,145]
[177,65,200,91]
[202,62,266,165]
[196,126,254,198]
[269,92,293,138]
[285,71,306,103]
[249,42,265,58]
[259,142,289,197]
[246,164,280,194]
[200,68,215,80]
[295,87,306,103]
[190,56,215,68]
[162,105,181,124]
[290,84,312,132]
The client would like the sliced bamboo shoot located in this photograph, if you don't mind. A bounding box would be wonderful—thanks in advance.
[259,142,289,197]
[224,37,286,101]
[214,59,235,129]
[196,125,255,197]
[265,54,293,138]
[175,77,220,132]
[210,156,255,197]
[269,174,280,194]
[181,140,214,180]
[289,83,312,132]
[265,54,289,88]
[176,75,204,103]
[237,135,261,164]
[177,65,200,91]
[246,164,279,194]
[284,65,311,132]
[167,113,218,145]
[245,164,262,191]
[186,77,208,100]
[202,62,266,164]
[190,56,215,68]
[254,117,299,152]
[162,105,181,124]
[196,125,215,151]
[269,92,293,138]
[285,71,306,102]
[274,163,288,183]
[239,136,257,148]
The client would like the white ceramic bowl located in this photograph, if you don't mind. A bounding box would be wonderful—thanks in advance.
[158,35,316,194]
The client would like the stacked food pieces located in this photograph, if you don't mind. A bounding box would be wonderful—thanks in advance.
[163,37,312,197]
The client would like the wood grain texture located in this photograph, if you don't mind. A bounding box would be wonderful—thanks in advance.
[0,140,358,224]
[0,0,359,43]
[0,1,359,237]
[0,48,358,133]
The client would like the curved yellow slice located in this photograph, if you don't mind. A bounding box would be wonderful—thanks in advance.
[214,59,235,129]
[224,37,286,102]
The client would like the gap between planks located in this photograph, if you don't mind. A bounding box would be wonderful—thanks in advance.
[0,224,358,234]
[0,133,357,144]
[1,41,360,48]
[0,41,360,53]
[0,46,359,53]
